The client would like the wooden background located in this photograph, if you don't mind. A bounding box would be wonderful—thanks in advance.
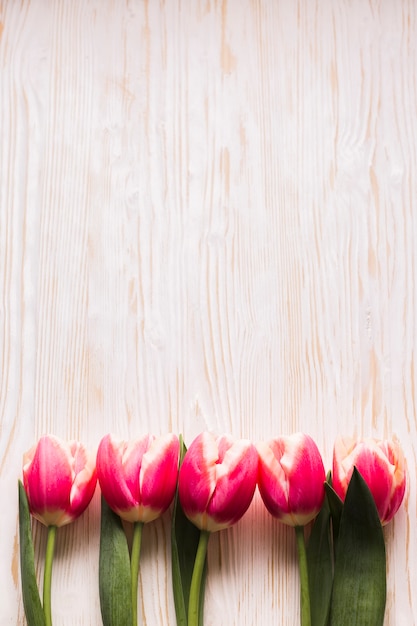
[1,0,416,623]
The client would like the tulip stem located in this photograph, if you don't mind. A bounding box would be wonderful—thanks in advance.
[131,521,144,626]
[43,525,57,626]
[188,529,210,626]
[295,525,311,626]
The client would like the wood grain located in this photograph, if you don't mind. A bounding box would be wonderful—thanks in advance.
[1,0,416,623]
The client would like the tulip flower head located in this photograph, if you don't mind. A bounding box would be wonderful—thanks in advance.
[178,431,258,532]
[22,435,97,527]
[257,432,326,526]
[96,433,180,523]
[332,435,406,525]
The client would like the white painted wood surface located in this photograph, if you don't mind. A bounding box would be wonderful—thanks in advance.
[1,0,416,623]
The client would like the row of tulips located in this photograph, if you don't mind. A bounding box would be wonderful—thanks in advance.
[19,431,406,626]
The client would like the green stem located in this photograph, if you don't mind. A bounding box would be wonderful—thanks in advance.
[131,521,144,626]
[188,529,210,626]
[43,525,57,626]
[295,525,311,626]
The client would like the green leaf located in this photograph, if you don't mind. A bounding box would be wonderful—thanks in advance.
[18,480,46,626]
[99,496,133,626]
[307,495,332,626]
[329,467,386,626]
[324,480,343,545]
[171,436,207,626]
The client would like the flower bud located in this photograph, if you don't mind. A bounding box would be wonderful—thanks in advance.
[332,435,406,525]
[257,432,325,526]
[178,431,258,532]
[23,435,97,527]
[96,433,180,523]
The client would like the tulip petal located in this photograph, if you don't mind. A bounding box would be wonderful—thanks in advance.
[70,443,97,519]
[23,436,74,525]
[256,441,289,519]
[378,439,407,524]
[140,433,179,518]
[257,434,325,526]
[96,434,139,513]
[122,435,153,502]
[178,432,218,525]
[333,436,406,525]
[179,432,259,532]
[22,435,97,527]
[207,439,258,528]
[283,434,325,523]
[351,445,394,523]
[97,433,180,523]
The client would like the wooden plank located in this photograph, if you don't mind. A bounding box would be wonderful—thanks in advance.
[0,0,415,623]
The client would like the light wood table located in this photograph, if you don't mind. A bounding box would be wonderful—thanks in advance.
[1,1,415,623]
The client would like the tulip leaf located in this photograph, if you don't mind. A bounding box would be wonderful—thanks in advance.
[329,467,386,626]
[18,480,46,626]
[172,436,207,626]
[307,494,332,626]
[99,496,133,626]
[324,480,343,545]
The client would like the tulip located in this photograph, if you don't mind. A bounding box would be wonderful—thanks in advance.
[257,432,326,526]
[96,432,179,626]
[178,431,258,626]
[22,435,97,626]
[332,435,406,525]
[257,433,326,626]
[178,431,258,532]
[23,434,97,527]
[96,432,180,523]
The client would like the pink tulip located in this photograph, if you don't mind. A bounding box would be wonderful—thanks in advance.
[257,433,326,526]
[23,435,97,527]
[178,431,258,532]
[332,435,406,525]
[96,433,180,523]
